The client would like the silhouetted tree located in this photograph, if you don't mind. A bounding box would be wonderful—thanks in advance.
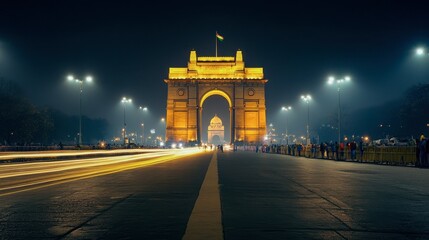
[0,80,54,145]
[399,83,429,136]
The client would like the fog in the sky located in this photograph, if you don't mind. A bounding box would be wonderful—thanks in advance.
[1,1,428,140]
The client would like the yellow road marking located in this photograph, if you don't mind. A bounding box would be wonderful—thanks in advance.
[183,152,223,240]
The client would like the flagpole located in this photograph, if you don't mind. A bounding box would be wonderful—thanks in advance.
[215,32,218,57]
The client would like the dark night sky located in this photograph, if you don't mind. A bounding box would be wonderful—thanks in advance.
[1,1,428,141]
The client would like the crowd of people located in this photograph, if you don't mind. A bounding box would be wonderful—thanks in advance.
[254,140,366,161]
[246,134,428,167]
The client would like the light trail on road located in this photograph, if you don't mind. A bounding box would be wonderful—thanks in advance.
[0,148,203,197]
[0,149,166,161]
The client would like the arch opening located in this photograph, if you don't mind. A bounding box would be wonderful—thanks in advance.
[202,95,230,144]
[200,89,232,108]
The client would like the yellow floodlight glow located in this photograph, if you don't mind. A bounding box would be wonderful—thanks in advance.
[199,89,232,108]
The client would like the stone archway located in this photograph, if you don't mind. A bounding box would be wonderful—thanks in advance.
[164,50,267,145]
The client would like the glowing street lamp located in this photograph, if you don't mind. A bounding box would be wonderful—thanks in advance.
[416,47,427,56]
[121,97,132,145]
[327,75,351,144]
[139,106,148,145]
[281,106,292,145]
[67,74,93,147]
[301,95,312,145]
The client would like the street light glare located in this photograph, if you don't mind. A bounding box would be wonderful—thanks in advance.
[86,76,93,82]
[416,47,425,55]
[282,106,292,111]
[67,75,74,81]
[328,76,335,84]
[345,76,351,81]
[121,97,132,103]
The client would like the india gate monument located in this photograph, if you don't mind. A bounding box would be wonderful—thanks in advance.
[164,50,267,145]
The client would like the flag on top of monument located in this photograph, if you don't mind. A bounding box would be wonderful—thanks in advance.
[216,32,224,41]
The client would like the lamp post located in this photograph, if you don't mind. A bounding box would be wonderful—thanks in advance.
[67,74,93,147]
[301,95,312,145]
[160,117,165,142]
[281,106,292,145]
[139,106,148,145]
[141,123,144,146]
[327,75,351,144]
[121,97,132,145]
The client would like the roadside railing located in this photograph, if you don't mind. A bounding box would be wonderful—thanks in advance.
[302,145,417,166]
[266,145,417,166]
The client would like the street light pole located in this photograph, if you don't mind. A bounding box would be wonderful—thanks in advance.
[301,95,311,145]
[160,117,165,142]
[281,106,292,145]
[139,106,148,145]
[338,86,341,144]
[121,97,132,145]
[141,123,144,146]
[328,75,351,144]
[67,75,92,147]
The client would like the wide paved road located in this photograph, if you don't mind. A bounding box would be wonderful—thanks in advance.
[1,150,428,239]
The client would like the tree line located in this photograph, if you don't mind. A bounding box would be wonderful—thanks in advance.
[0,79,108,146]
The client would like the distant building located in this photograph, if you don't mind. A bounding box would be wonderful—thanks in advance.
[208,114,224,145]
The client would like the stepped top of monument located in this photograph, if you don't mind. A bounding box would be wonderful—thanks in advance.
[167,50,264,80]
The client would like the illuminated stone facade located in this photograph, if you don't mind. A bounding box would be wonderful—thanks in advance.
[164,50,267,145]
[208,114,224,144]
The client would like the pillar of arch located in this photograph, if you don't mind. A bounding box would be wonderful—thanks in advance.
[164,50,267,145]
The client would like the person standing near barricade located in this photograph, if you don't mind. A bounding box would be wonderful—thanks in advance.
[426,137,429,168]
[333,141,338,160]
[311,144,315,158]
[326,142,331,159]
[320,143,325,159]
[297,144,302,156]
[415,139,421,167]
[420,137,427,168]
[350,141,357,160]
[339,141,345,160]
[359,140,364,162]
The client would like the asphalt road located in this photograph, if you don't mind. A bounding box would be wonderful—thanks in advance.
[1,150,428,239]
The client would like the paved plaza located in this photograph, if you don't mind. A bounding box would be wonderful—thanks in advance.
[0,150,428,239]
